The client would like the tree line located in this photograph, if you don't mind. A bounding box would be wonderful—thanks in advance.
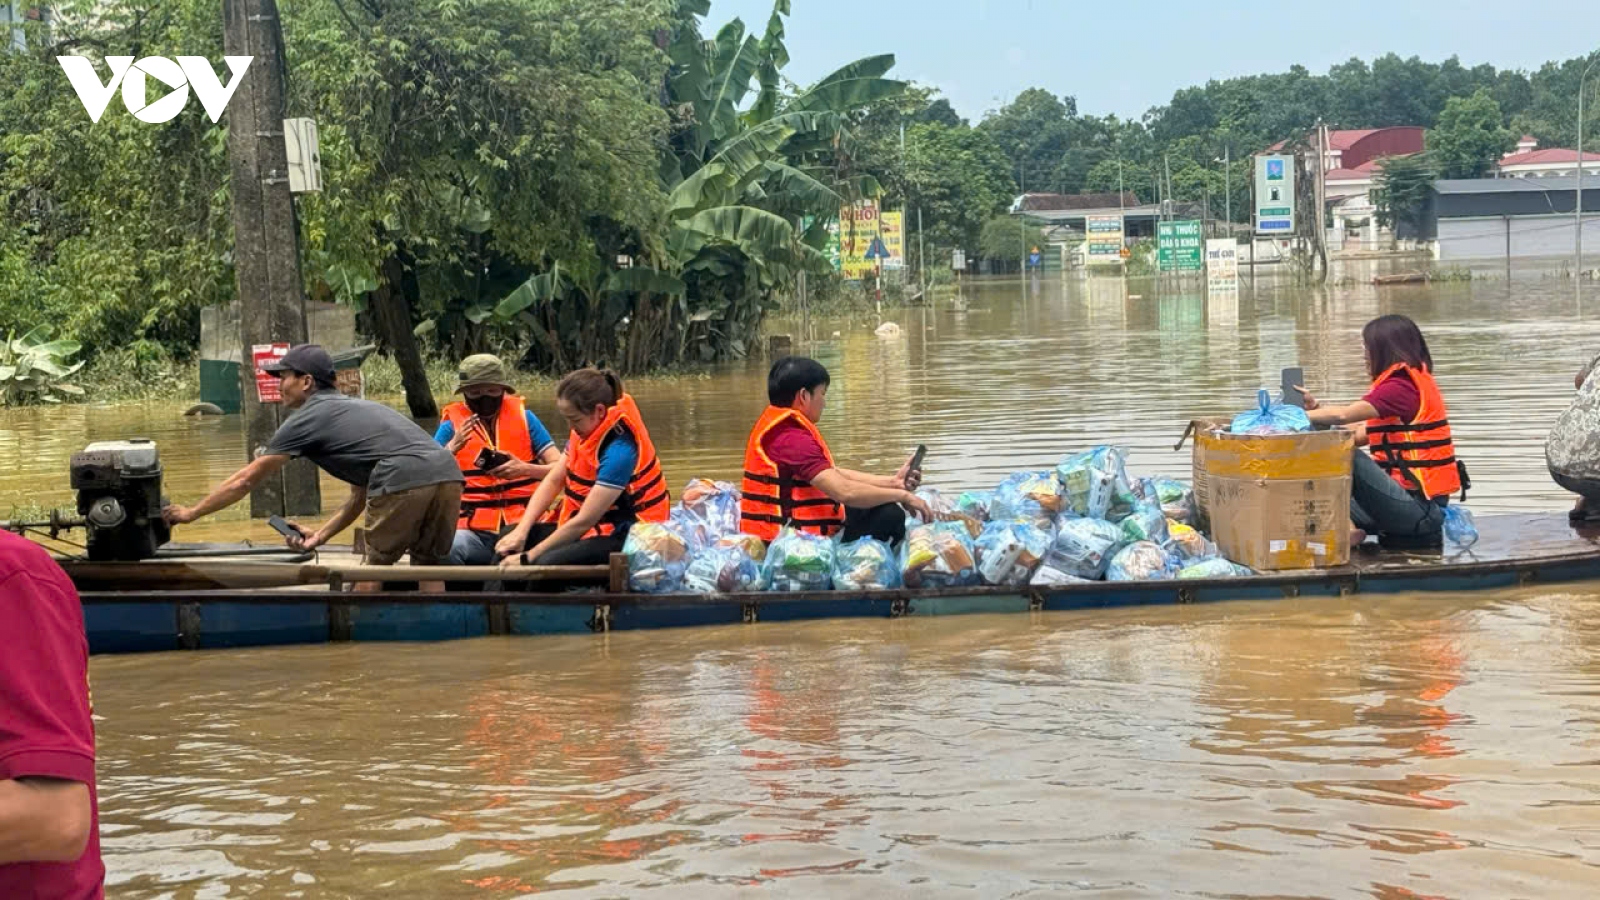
[1,0,1595,407]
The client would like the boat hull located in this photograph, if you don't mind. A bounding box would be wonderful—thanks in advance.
[75,514,1600,654]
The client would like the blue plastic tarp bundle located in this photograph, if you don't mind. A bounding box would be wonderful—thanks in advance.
[763,527,835,592]
[833,537,903,591]
[624,521,692,593]
[1230,388,1311,435]
[975,520,1054,586]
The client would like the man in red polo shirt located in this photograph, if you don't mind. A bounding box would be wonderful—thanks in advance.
[0,531,104,899]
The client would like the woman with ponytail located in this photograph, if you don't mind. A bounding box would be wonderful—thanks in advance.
[495,368,669,566]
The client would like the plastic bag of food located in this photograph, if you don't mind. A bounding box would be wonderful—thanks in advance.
[1443,505,1479,549]
[1105,541,1178,582]
[915,487,954,517]
[1231,388,1311,435]
[1030,565,1091,586]
[682,544,767,594]
[1150,477,1195,524]
[1164,521,1220,562]
[1042,517,1126,580]
[955,490,994,522]
[975,520,1054,586]
[1177,558,1255,579]
[714,533,767,562]
[990,471,1060,530]
[1118,505,1170,545]
[938,512,986,540]
[1056,446,1131,520]
[668,505,713,552]
[763,528,835,592]
[832,537,903,591]
[624,521,691,593]
[680,478,740,536]
[901,521,979,588]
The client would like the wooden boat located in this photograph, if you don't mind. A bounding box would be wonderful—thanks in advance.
[1372,271,1429,285]
[67,514,1600,654]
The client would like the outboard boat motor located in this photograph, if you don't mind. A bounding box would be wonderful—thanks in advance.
[69,439,170,561]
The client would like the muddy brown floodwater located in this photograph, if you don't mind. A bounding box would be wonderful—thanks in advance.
[15,267,1600,896]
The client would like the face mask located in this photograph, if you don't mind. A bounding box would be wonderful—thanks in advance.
[466,393,504,417]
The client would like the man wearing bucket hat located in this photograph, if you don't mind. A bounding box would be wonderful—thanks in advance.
[434,354,562,565]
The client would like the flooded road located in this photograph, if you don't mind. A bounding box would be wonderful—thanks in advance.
[93,591,1600,897]
[4,267,1596,551]
[28,267,1600,896]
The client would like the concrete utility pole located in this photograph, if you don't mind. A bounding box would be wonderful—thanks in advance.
[224,0,319,517]
[1579,55,1598,307]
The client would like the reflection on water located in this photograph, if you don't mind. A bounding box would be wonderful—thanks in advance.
[4,267,1594,552]
[93,590,1600,897]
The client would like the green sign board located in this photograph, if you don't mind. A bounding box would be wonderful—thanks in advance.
[1157,220,1204,272]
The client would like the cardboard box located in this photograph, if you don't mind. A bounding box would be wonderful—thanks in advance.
[1185,417,1353,571]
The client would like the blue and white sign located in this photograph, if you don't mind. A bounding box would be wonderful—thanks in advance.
[1254,153,1295,235]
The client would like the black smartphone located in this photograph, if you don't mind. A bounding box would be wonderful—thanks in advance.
[475,446,513,471]
[909,444,927,473]
[267,514,299,538]
[1281,367,1306,409]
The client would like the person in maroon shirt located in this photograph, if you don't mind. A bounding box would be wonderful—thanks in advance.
[759,357,932,545]
[0,531,104,900]
[1298,315,1454,548]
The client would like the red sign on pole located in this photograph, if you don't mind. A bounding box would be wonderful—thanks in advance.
[252,343,291,402]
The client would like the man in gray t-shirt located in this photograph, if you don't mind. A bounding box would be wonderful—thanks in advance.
[163,345,464,588]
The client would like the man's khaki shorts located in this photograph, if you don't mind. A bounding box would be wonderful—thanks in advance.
[363,481,463,566]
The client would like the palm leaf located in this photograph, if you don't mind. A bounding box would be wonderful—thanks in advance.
[495,264,567,319]
[603,267,687,296]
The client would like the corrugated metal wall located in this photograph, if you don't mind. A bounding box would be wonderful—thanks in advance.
[1438,215,1600,261]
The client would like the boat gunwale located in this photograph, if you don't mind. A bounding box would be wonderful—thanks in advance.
[74,545,1600,606]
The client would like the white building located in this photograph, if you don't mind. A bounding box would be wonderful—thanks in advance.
[1497,136,1600,179]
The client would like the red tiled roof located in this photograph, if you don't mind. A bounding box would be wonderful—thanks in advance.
[1325,167,1373,182]
[1498,148,1586,167]
[1266,129,1381,153]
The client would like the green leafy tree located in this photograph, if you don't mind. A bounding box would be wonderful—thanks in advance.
[495,0,905,371]
[1427,89,1515,178]
[1372,153,1438,237]
[903,122,1015,257]
[290,0,675,412]
[977,214,1045,269]
[978,88,1075,192]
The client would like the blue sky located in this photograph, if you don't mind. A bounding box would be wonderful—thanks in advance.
[713,0,1598,121]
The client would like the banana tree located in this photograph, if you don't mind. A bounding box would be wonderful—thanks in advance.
[0,326,85,406]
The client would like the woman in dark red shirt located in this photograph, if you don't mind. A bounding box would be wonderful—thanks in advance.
[1298,315,1461,548]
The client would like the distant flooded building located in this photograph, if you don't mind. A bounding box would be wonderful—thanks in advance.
[1263,126,1427,248]
[1495,136,1600,179]
[1419,177,1600,262]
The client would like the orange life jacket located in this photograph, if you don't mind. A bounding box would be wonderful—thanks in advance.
[443,396,547,531]
[739,406,846,541]
[1365,363,1464,500]
[558,394,669,538]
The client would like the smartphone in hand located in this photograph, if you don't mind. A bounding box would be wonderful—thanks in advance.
[267,515,300,538]
[1281,367,1306,409]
